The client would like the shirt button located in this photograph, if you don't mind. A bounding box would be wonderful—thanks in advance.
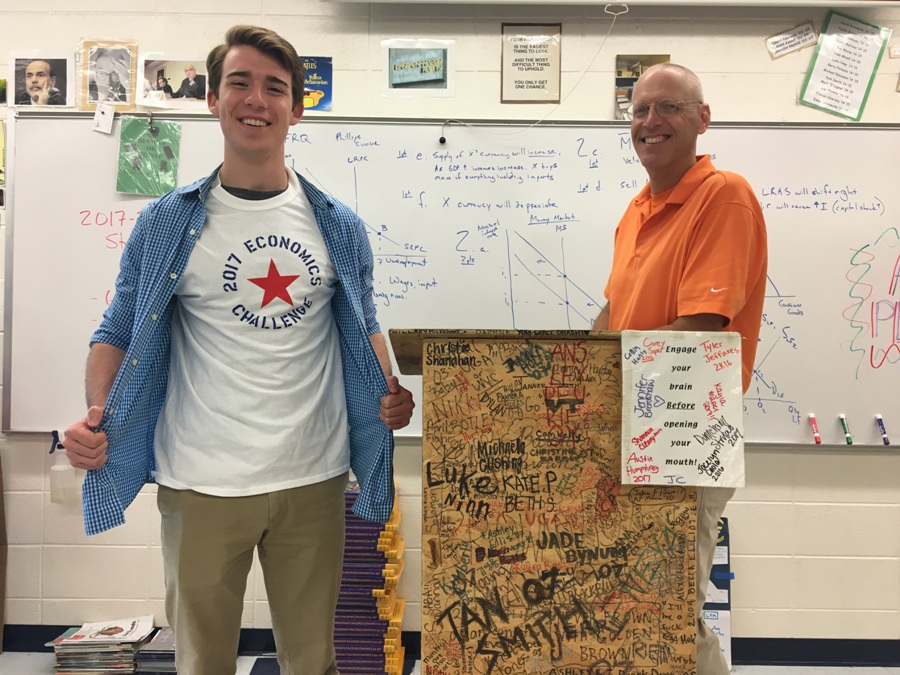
[151,313,158,321]
[169,273,177,280]
[189,229,197,236]
[131,358,138,366]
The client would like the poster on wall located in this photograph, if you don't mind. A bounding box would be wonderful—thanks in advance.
[799,11,891,121]
[382,38,455,98]
[501,23,561,103]
[301,56,332,111]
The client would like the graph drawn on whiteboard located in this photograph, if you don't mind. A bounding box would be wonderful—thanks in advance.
[745,275,804,430]
[506,230,602,329]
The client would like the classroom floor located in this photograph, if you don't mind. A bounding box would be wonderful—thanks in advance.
[0,652,899,675]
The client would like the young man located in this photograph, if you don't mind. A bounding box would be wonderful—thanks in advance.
[594,63,768,675]
[62,25,415,675]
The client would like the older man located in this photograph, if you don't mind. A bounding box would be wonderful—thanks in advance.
[16,59,65,105]
[171,63,206,99]
[594,63,768,674]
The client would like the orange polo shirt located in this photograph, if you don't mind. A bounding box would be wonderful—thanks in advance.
[604,155,768,392]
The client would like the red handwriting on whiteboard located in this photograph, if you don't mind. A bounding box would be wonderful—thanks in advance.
[79,209,141,250]
[79,209,142,228]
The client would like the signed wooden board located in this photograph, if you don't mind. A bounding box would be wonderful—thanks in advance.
[419,334,698,675]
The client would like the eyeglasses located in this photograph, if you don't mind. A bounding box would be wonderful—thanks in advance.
[627,100,702,120]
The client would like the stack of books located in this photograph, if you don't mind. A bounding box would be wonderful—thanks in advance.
[336,484,406,675]
[45,615,156,674]
[135,627,176,673]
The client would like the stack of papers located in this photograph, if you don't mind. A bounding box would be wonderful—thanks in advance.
[336,484,407,674]
[45,615,156,674]
[135,627,176,673]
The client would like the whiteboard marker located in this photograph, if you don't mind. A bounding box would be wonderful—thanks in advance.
[808,413,821,444]
[839,414,853,445]
[876,414,890,445]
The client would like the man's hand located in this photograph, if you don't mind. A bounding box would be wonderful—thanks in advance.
[592,304,611,331]
[379,376,415,431]
[61,406,109,470]
[32,81,51,105]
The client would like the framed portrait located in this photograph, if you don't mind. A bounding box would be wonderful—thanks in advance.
[138,53,208,109]
[10,53,74,107]
[79,39,138,112]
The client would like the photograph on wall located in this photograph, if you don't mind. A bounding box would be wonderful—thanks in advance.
[615,54,670,120]
[0,79,6,106]
[79,39,138,112]
[382,39,455,98]
[138,54,207,108]
[500,23,561,104]
[10,54,73,107]
[301,55,332,111]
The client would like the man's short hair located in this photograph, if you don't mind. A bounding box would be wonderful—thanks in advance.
[206,25,306,108]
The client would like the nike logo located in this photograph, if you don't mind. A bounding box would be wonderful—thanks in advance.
[710,287,727,293]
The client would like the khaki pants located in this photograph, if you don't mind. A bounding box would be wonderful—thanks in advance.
[695,486,735,675]
[158,473,348,675]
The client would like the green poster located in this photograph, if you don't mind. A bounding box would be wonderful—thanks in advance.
[117,117,181,196]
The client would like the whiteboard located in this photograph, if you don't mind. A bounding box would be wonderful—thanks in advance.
[5,112,900,445]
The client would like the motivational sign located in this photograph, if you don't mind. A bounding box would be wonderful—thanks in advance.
[620,331,745,488]
[501,24,561,103]
[421,334,697,675]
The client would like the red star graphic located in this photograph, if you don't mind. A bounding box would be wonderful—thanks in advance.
[248,259,301,308]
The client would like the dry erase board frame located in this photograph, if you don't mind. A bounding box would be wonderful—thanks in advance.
[4,111,899,445]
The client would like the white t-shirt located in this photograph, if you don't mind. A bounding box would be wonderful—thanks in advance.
[153,170,350,495]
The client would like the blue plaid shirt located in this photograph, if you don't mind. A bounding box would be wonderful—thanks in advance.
[83,168,394,535]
